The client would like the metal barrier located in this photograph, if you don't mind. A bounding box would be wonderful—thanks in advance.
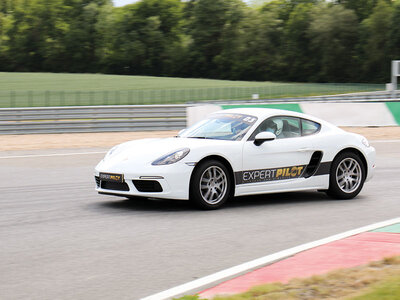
[0,105,187,134]
[205,91,400,104]
[1,92,399,135]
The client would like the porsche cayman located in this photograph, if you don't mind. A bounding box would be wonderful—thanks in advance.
[94,108,376,209]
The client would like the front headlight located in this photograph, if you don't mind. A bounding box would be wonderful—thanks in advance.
[152,148,190,165]
[104,145,119,160]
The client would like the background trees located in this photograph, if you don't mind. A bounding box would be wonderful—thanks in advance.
[0,0,399,83]
[308,3,359,82]
[361,0,394,82]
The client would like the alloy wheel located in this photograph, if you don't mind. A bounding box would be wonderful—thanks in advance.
[336,158,362,193]
[199,166,228,205]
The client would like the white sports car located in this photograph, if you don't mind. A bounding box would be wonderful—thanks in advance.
[94,108,376,209]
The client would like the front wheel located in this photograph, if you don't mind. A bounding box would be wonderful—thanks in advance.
[327,152,365,199]
[190,160,231,209]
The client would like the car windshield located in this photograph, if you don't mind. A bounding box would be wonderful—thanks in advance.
[179,113,258,141]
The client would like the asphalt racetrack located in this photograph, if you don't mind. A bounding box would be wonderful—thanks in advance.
[1,141,399,299]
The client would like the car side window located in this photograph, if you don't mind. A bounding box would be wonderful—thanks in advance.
[301,119,321,136]
[250,116,301,140]
[275,117,301,138]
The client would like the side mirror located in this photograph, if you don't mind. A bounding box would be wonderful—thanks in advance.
[254,132,276,146]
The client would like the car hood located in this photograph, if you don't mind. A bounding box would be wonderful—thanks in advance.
[100,137,232,167]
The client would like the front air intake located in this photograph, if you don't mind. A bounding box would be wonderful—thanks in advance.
[101,181,129,191]
[95,176,100,187]
[132,180,163,192]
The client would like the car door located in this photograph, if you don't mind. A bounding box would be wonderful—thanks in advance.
[237,116,318,194]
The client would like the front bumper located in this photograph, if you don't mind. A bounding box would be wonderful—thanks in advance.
[94,161,194,200]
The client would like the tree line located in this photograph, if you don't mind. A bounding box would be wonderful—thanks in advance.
[0,0,399,83]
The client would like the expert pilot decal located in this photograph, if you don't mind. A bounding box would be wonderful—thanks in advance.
[235,165,306,184]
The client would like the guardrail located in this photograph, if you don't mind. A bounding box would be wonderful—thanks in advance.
[204,91,400,105]
[284,91,400,103]
[0,105,187,134]
[1,92,399,135]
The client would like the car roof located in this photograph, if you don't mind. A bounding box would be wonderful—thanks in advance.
[213,107,337,129]
[214,107,306,119]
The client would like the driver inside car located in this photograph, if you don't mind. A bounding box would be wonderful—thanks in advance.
[264,119,278,135]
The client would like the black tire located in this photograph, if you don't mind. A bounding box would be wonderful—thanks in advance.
[190,160,232,209]
[327,151,366,199]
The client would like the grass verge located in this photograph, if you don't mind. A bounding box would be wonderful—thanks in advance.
[174,256,400,300]
[0,72,383,107]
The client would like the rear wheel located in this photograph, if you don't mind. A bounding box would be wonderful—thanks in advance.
[327,152,365,199]
[190,160,231,209]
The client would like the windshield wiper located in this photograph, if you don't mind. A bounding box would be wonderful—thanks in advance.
[188,136,220,140]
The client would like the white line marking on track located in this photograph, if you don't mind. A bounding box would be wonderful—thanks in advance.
[0,151,107,159]
[141,217,400,300]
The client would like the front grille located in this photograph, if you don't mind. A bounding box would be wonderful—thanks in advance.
[132,180,163,192]
[101,181,129,191]
[95,176,100,187]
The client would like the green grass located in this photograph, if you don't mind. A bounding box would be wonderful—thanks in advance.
[174,256,400,300]
[350,276,400,300]
[0,72,384,107]
[0,72,291,91]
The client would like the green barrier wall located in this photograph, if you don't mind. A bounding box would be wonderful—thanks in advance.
[385,102,400,125]
[221,103,303,113]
